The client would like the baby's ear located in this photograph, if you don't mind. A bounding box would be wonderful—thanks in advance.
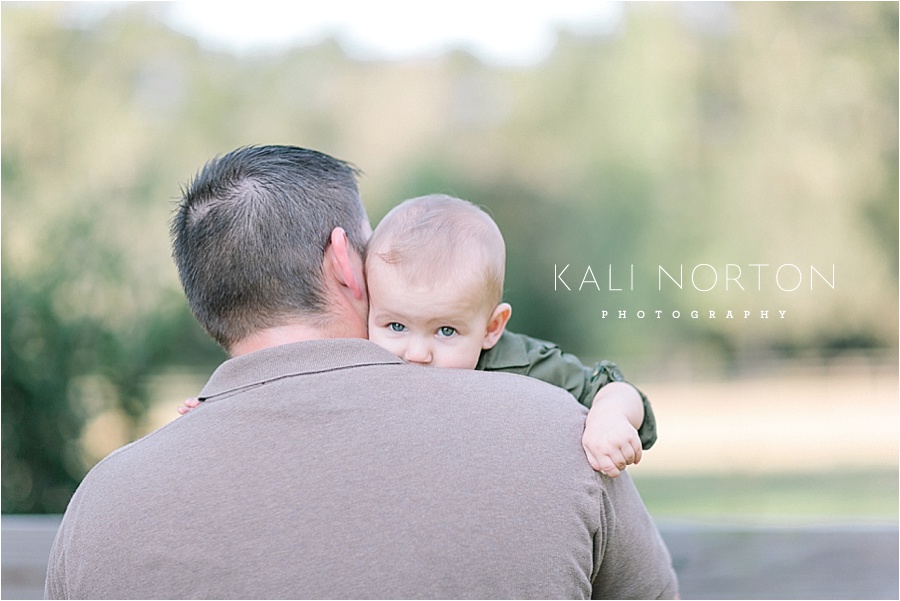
[483,303,512,350]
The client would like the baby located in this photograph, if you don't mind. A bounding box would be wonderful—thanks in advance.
[365,194,655,476]
[182,194,656,477]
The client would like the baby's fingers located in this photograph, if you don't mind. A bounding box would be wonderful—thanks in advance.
[632,444,643,466]
[583,443,617,477]
[617,431,642,467]
[599,448,630,478]
[598,460,622,479]
[176,397,201,416]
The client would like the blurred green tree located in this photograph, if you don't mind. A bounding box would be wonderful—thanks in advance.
[1,211,221,513]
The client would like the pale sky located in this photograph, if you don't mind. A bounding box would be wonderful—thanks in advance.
[162,1,623,65]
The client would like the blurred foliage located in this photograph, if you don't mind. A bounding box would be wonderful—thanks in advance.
[632,468,899,521]
[2,2,897,512]
[1,208,222,513]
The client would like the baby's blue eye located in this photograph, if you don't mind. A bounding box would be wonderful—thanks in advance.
[388,323,406,332]
[437,326,457,337]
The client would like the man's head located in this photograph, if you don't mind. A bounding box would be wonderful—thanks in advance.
[172,145,371,353]
[365,194,512,369]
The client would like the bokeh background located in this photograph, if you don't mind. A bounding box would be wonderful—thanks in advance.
[2,0,897,536]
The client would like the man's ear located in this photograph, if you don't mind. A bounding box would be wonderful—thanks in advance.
[328,227,366,301]
[482,302,512,350]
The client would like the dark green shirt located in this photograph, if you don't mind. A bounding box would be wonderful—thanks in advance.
[476,330,657,450]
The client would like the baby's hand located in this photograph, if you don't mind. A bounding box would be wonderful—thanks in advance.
[582,408,642,478]
[176,397,201,416]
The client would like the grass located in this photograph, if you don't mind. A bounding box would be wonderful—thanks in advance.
[631,468,899,524]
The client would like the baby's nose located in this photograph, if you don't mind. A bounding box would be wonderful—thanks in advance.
[404,340,432,365]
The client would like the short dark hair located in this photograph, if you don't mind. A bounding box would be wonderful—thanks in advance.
[171,145,368,350]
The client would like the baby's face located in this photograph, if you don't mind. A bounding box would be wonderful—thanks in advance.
[366,259,494,369]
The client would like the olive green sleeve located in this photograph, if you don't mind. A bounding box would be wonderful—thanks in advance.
[477,330,657,450]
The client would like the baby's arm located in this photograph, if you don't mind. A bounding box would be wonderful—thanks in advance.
[477,330,657,477]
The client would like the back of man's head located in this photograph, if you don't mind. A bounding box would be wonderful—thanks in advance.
[171,145,369,349]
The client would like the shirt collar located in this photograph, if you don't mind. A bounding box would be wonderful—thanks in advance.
[198,338,403,401]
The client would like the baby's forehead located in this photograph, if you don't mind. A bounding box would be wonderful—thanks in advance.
[368,257,494,310]
[368,237,492,276]
[369,252,484,284]
[367,198,503,261]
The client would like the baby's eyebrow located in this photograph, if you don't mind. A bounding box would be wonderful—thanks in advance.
[430,316,469,327]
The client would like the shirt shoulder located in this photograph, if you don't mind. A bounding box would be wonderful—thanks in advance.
[476,329,560,372]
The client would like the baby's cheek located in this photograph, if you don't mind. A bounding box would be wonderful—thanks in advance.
[433,347,482,370]
[367,328,385,346]
[368,330,401,358]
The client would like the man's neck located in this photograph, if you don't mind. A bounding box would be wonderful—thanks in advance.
[228,322,366,358]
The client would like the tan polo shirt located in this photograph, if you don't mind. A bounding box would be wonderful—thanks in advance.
[46,339,677,599]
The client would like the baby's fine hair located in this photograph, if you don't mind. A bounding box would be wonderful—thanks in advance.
[366,194,506,310]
